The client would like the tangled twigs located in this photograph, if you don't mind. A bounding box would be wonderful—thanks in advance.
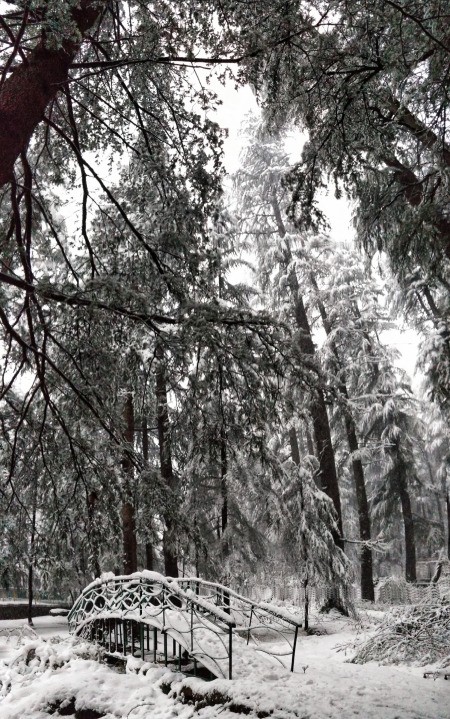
[351,603,450,667]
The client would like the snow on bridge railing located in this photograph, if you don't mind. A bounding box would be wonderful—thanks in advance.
[176,577,302,671]
[68,573,302,677]
[68,571,236,678]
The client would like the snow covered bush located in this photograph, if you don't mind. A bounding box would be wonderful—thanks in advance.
[377,576,412,604]
[351,603,450,666]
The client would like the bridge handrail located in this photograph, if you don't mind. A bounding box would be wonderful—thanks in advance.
[69,573,301,677]
[68,571,236,630]
[176,577,303,628]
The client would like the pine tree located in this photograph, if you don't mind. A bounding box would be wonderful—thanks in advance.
[235,119,344,549]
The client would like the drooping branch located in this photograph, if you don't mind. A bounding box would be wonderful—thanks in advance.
[382,154,450,259]
[0,0,106,187]
[386,95,450,167]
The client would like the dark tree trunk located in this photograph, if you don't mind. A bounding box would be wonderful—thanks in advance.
[344,413,374,600]
[142,415,154,571]
[155,343,178,578]
[220,425,228,536]
[27,474,38,626]
[398,472,417,582]
[304,421,316,458]
[121,392,137,574]
[27,562,34,627]
[87,491,101,578]
[447,490,450,560]
[145,543,154,571]
[27,515,36,626]
[311,282,374,600]
[308,384,344,549]
[289,426,301,466]
[289,427,310,630]
[271,193,343,549]
[218,362,228,540]
[0,1,105,188]
[121,501,137,574]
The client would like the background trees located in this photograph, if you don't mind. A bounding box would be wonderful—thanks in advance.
[0,1,449,602]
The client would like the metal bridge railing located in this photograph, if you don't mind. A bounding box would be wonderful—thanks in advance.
[176,577,302,671]
[69,572,303,678]
[68,572,235,678]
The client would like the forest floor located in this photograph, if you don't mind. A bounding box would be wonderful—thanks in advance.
[0,607,448,719]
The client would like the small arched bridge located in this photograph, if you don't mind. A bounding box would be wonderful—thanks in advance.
[68,572,303,679]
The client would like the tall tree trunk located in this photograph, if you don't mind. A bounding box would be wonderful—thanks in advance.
[218,362,228,542]
[27,485,37,627]
[0,1,105,188]
[447,490,450,560]
[220,424,228,536]
[289,426,301,466]
[398,471,417,582]
[142,415,154,571]
[121,391,137,574]
[344,412,374,600]
[155,343,178,578]
[289,427,309,630]
[310,280,374,601]
[87,491,101,578]
[271,193,343,549]
[303,421,316,458]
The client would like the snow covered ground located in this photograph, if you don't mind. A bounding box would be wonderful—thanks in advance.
[0,609,448,718]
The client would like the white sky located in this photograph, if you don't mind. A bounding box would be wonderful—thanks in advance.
[211,79,421,384]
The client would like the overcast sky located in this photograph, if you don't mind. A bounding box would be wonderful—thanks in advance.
[211,79,421,385]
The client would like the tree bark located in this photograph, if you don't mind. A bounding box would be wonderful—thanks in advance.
[289,427,309,631]
[121,391,137,574]
[218,361,228,541]
[142,415,154,571]
[310,279,374,600]
[344,411,375,600]
[292,285,344,548]
[447,490,450,560]
[27,496,37,626]
[155,342,178,578]
[0,1,105,188]
[398,471,417,583]
[382,154,450,259]
[220,424,228,536]
[289,426,301,466]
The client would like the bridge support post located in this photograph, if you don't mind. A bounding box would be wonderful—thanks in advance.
[114,620,118,651]
[290,626,299,672]
[153,627,157,662]
[123,621,127,655]
[247,606,254,645]
[140,624,145,658]
[146,625,150,651]
[228,625,233,680]
[163,632,168,666]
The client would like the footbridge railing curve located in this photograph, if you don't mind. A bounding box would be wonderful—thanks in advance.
[68,572,302,679]
[177,577,303,671]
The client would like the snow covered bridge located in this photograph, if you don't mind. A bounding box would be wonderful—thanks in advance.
[68,572,302,679]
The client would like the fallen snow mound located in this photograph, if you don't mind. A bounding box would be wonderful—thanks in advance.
[352,602,450,667]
